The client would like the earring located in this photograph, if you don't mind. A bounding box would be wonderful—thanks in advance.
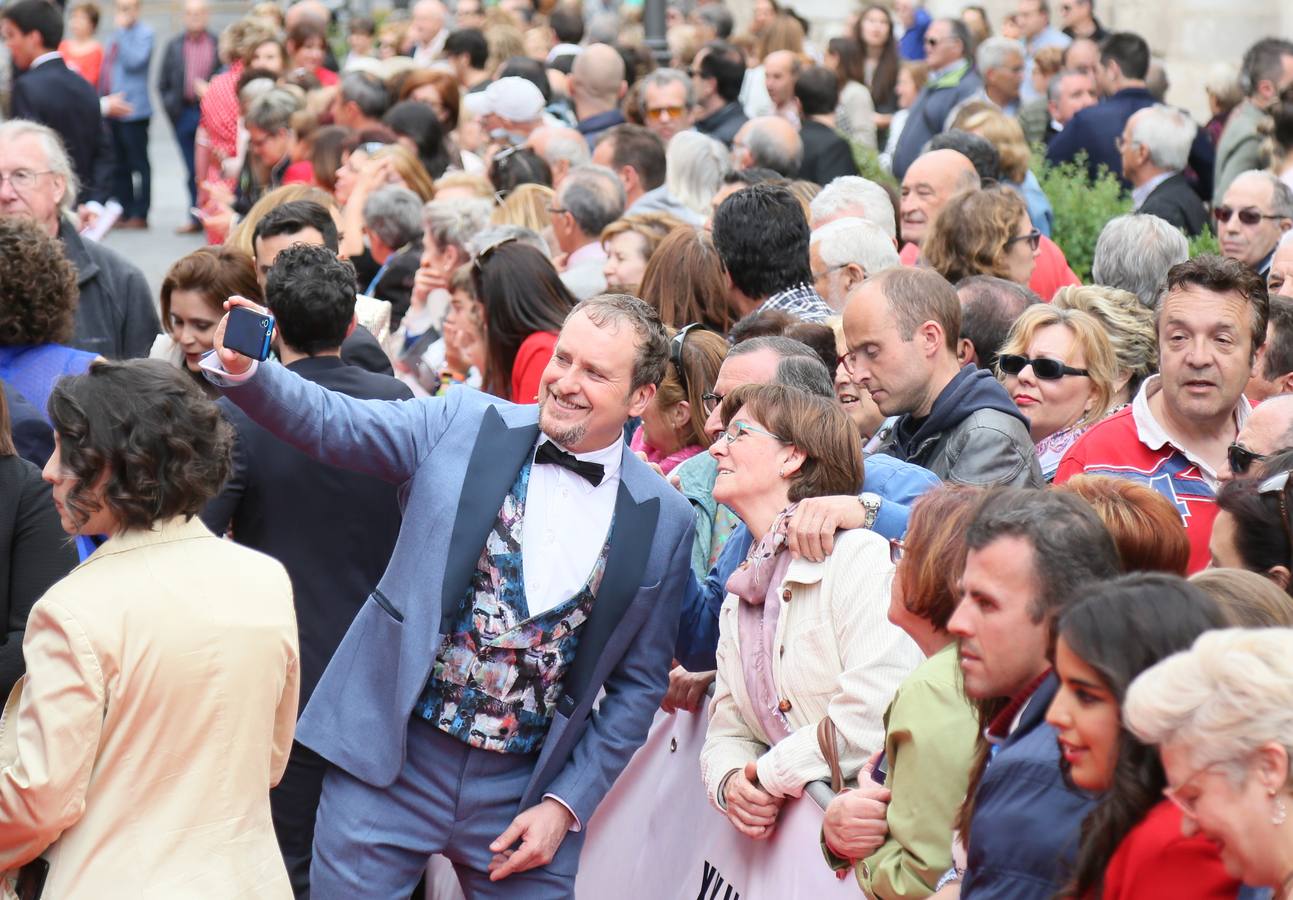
[1273,795,1287,827]
[778,467,786,478]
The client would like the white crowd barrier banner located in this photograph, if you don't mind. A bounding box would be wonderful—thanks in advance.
[573,707,860,900]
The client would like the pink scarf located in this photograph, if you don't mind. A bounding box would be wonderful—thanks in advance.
[725,504,798,745]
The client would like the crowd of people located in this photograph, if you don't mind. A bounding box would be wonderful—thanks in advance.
[1,0,1293,897]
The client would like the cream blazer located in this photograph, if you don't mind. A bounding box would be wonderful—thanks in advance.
[0,516,299,899]
[701,528,922,806]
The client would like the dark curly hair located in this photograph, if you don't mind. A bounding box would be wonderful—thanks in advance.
[47,359,233,534]
[0,215,78,346]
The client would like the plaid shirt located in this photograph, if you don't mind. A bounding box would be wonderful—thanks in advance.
[758,282,833,324]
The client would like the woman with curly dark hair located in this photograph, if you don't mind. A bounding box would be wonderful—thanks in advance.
[0,359,299,895]
[0,216,96,422]
[1045,574,1239,899]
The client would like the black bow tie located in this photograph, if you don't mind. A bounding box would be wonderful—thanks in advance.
[534,441,605,486]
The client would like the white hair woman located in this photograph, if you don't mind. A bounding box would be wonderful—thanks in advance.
[1125,627,1293,898]
[665,130,732,219]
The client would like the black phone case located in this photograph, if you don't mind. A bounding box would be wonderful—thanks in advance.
[16,857,49,900]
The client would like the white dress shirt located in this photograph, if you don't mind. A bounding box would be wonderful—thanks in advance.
[522,435,623,616]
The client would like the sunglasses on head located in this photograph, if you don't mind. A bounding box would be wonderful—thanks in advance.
[1228,442,1268,476]
[1214,205,1283,226]
[997,354,1090,380]
[669,323,709,396]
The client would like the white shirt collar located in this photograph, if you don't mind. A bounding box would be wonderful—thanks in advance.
[1131,375,1251,485]
[536,432,624,483]
[1132,171,1174,210]
[30,51,61,69]
[567,241,607,267]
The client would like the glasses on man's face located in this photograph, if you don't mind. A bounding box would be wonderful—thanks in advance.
[1113,135,1138,152]
[1228,442,1267,476]
[646,105,687,122]
[924,36,941,48]
[0,168,53,193]
[997,354,1090,380]
[717,420,786,446]
[1214,205,1283,226]
[1005,229,1042,252]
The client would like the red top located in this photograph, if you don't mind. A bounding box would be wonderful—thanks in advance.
[897,236,1078,300]
[1101,800,1240,899]
[283,161,315,185]
[58,42,103,87]
[510,331,558,404]
[314,67,339,87]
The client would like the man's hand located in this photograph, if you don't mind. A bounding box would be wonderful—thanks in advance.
[76,204,100,231]
[660,665,715,713]
[487,798,574,881]
[212,295,271,376]
[786,495,869,562]
[723,761,784,840]
[103,92,134,118]
[822,779,891,860]
[194,77,209,99]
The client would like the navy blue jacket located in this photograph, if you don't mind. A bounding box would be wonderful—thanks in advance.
[961,674,1094,899]
[1046,87,1214,199]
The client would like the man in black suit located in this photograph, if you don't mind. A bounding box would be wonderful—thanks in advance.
[1,0,113,204]
[201,243,412,897]
[1120,104,1209,238]
[157,0,218,234]
[252,201,395,376]
[794,66,858,188]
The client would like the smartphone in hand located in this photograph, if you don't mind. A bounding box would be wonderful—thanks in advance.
[223,306,276,361]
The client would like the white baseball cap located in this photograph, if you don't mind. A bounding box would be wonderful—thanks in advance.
[463,76,547,123]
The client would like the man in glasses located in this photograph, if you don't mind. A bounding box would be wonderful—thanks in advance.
[1057,256,1267,573]
[1214,38,1293,206]
[638,68,693,144]
[1119,105,1208,237]
[1217,170,1293,279]
[891,18,982,179]
[1227,394,1293,481]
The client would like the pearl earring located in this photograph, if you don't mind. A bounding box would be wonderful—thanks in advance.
[1273,795,1287,827]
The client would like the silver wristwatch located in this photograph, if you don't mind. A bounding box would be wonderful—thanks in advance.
[857,492,881,530]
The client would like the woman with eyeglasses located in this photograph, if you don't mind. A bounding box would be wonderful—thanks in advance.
[1045,574,1240,900]
[995,306,1126,479]
[922,186,1041,287]
[1211,472,1293,596]
[822,485,980,898]
[700,383,921,841]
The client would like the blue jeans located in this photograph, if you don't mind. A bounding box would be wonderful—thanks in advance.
[173,104,200,218]
[109,118,151,220]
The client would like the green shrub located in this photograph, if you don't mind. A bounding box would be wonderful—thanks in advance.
[1187,227,1221,258]
[1031,148,1131,282]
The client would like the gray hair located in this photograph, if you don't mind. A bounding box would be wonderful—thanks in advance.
[539,128,591,169]
[557,164,626,238]
[976,36,1025,74]
[665,131,731,219]
[1125,628,1293,782]
[1047,69,1091,104]
[1229,170,1293,220]
[809,176,897,239]
[339,71,391,119]
[569,293,669,391]
[245,87,303,133]
[1128,104,1196,172]
[811,217,901,280]
[695,4,733,39]
[0,120,78,212]
[773,355,833,398]
[729,334,822,361]
[422,197,493,255]
[468,224,551,259]
[746,120,803,178]
[238,77,278,107]
[639,67,695,116]
[363,186,424,250]
[1091,214,1190,308]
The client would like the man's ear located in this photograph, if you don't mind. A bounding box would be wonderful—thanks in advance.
[628,383,656,419]
[843,263,866,293]
[957,337,977,367]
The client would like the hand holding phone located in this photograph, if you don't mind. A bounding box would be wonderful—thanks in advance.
[213,297,275,375]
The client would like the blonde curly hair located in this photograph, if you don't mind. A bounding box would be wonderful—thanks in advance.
[1052,284,1158,393]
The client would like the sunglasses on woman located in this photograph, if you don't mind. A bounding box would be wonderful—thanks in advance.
[997,354,1090,380]
[1005,229,1042,252]
[1227,442,1267,476]
[1213,206,1283,226]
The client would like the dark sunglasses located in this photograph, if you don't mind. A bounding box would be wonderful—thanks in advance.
[1228,442,1268,476]
[997,354,1090,380]
[1005,229,1042,252]
[1214,205,1283,226]
[670,323,709,396]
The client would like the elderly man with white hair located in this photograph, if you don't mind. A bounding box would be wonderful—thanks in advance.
[809,175,897,242]
[1118,104,1208,236]
[809,218,900,312]
[1090,213,1189,308]
[525,125,590,189]
[408,0,447,65]
[948,36,1026,123]
[1218,169,1293,279]
[731,116,802,178]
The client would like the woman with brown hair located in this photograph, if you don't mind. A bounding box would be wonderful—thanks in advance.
[1054,475,1192,575]
[851,4,900,127]
[825,36,878,150]
[600,213,683,295]
[954,105,1055,236]
[1189,568,1293,628]
[821,484,981,899]
[639,226,736,333]
[629,325,727,474]
[923,185,1040,286]
[285,18,337,87]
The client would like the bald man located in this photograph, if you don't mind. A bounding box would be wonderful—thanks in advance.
[898,148,980,263]
[1228,393,1293,479]
[732,116,802,178]
[159,0,217,232]
[571,43,627,146]
[763,49,801,125]
[409,0,447,65]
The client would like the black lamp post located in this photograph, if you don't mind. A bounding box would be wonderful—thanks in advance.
[644,0,669,65]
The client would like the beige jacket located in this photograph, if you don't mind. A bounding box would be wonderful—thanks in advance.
[701,528,922,806]
[0,516,299,899]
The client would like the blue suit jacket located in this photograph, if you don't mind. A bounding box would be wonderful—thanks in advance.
[219,362,695,825]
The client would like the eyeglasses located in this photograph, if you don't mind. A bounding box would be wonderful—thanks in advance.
[1005,229,1042,252]
[646,104,688,122]
[0,168,53,192]
[812,263,849,284]
[924,36,941,47]
[1162,762,1217,818]
[547,205,570,217]
[1214,205,1284,226]
[889,538,905,564]
[669,323,708,397]
[997,354,1090,380]
[1228,442,1267,476]
[701,390,723,414]
[1113,135,1139,152]
[356,141,388,157]
[717,420,786,445]
[1259,470,1293,569]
